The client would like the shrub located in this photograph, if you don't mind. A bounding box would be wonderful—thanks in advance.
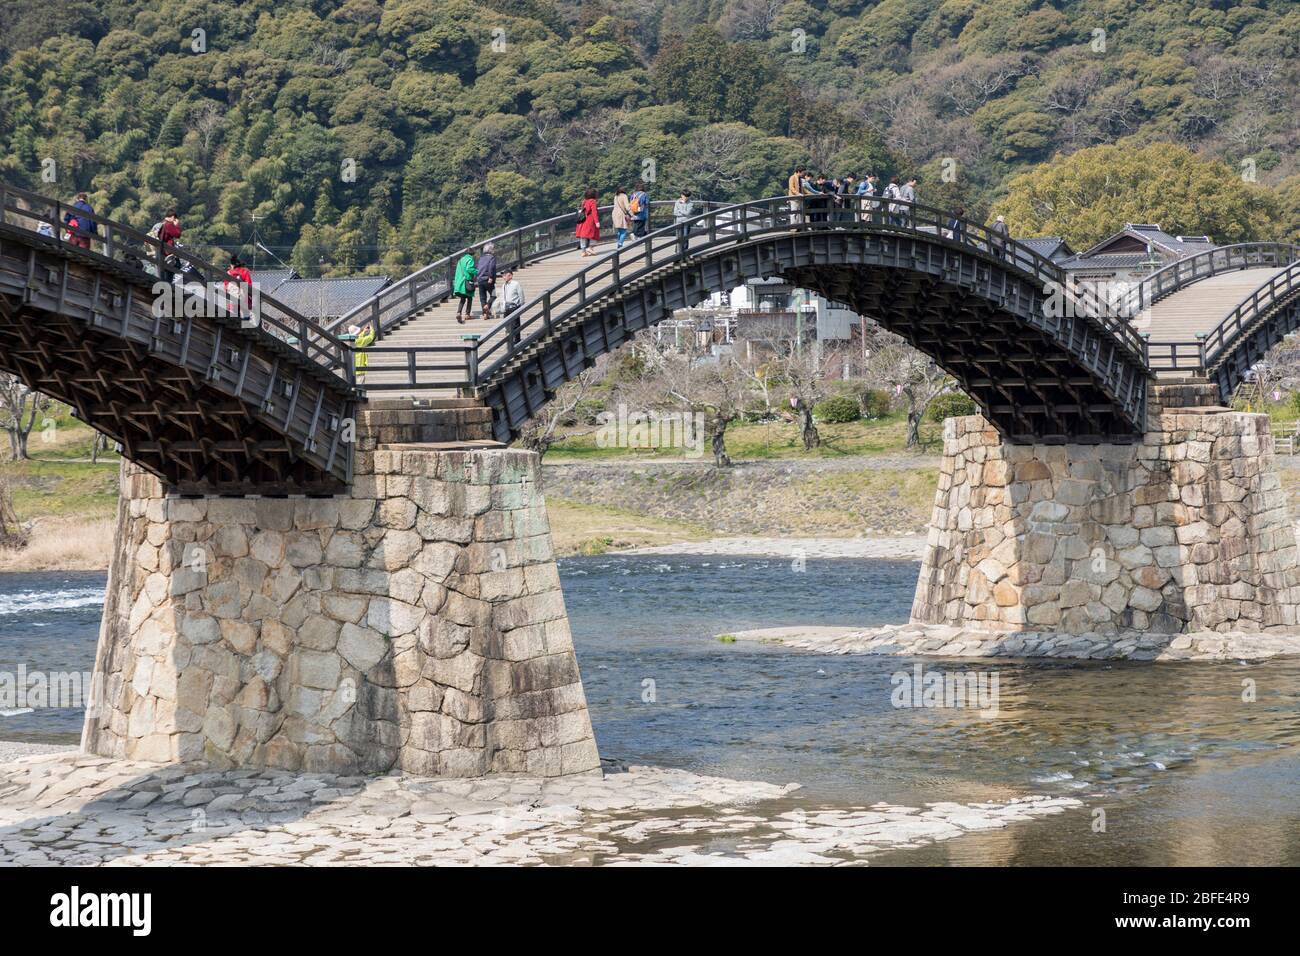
[813,394,861,423]
[927,391,978,422]
[858,387,893,419]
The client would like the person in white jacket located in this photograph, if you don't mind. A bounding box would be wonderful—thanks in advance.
[499,269,525,345]
[499,270,523,315]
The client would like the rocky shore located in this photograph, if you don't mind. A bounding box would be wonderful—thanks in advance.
[0,750,1082,866]
[730,623,1300,661]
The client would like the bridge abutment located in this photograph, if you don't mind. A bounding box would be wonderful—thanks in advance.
[82,401,600,777]
[913,383,1300,634]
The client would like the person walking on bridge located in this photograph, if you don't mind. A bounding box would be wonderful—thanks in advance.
[898,177,917,227]
[576,188,600,256]
[946,206,966,244]
[226,254,254,318]
[989,214,1010,258]
[63,191,97,250]
[631,182,650,238]
[500,269,525,347]
[476,242,498,321]
[500,269,524,315]
[453,250,477,324]
[613,186,633,250]
[673,190,695,253]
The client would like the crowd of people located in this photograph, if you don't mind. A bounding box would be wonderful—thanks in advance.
[785,166,923,227]
[44,191,259,313]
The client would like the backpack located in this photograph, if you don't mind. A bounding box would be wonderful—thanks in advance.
[628,195,641,216]
[575,203,587,224]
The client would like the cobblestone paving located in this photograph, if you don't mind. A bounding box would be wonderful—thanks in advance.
[0,752,1081,866]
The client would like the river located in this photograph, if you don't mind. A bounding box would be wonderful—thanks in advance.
[2,557,1298,864]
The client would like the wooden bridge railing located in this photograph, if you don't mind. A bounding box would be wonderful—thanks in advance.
[1134,242,1300,314]
[328,200,726,340]
[0,182,357,391]
[1146,260,1300,375]
[360,194,1149,393]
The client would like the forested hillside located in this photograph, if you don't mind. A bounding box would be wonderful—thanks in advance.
[1,0,1296,277]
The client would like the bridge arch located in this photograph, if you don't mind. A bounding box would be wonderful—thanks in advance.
[451,198,1151,445]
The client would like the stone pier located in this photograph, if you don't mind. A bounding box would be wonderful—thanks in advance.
[82,401,600,777]
[912,383,1300,634]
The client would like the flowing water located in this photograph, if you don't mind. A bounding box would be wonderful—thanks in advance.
[3,557,1299,864]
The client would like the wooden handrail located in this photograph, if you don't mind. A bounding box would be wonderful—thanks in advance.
[469,194,1149,385]
[0,181,356,391]
[328,199,722,338]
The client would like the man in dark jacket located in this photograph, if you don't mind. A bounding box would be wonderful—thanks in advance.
[476,243,499,321]
[64,191,98,250]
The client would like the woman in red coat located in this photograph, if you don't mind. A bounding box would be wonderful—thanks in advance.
[575,188,600,256]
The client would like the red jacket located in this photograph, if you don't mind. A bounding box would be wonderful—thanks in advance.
[159,219,181,245]
[575,198,600,240]
[226,265,253,307]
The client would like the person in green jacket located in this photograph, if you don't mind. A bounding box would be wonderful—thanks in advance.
[453,251,477,323]
[349,322,375,379]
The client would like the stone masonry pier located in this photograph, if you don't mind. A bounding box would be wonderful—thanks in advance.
[913,383,1300,634]
[82,399,600,777]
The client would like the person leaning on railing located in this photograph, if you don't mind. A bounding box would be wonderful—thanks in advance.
[787,165,806,226]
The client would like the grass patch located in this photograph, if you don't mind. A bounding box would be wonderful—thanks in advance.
[3,458,119,520]
[545,412,942,461]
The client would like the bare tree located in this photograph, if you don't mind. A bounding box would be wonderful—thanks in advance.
[529,110,572,170]
[863,335,952,449]
[632,334,750,466]
[189,101,226,167]
[721,0,786,40]
[515,366,603,457]
[0,374,48,461]
[738,316,841,449]
[0,475,27,550]
[311,39,355,74]
[676,124,752,197]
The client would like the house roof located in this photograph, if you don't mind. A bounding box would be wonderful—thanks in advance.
[268,276,390,320]
[1058,252,1154,272]
[255,268,298,295]
[1016,236,1074,261]
[1078,223,1217,260]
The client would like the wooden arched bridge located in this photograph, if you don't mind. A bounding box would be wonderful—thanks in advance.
[4,181,1299,495]
[0,184,357,494]
[337,196,1300,446]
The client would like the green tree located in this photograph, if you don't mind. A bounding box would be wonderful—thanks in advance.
[996,142,1282,247]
